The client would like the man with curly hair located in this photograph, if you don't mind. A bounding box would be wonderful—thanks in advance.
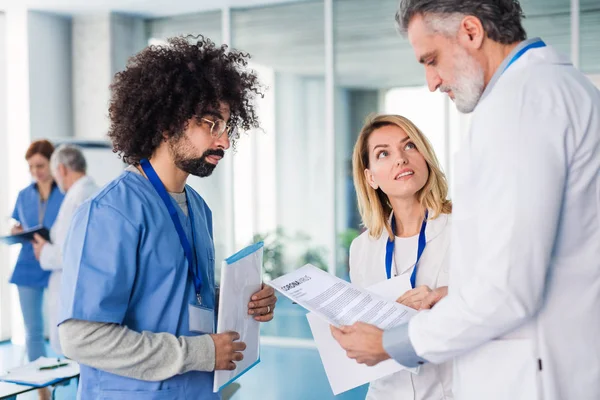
[332,1,600,400]
[57,36,276,399]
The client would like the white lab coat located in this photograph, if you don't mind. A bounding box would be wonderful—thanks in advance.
[40,175,98,354]
[408,44,600,400]
[350,212,453,400]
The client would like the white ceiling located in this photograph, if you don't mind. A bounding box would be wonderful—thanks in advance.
[0,0,307,17]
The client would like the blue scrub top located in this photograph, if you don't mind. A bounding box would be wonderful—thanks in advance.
[10,182,64,287]
[59,170,218,399]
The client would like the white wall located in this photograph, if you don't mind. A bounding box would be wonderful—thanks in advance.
[4,9,35,344]
[72,13,146,140]
[110,14,146,76]
[274,73,334,270]
[72,14,112,140]
[0,11,11,341]
[28,11,73,140]
[146,11,222,44]
[303,77,330,251]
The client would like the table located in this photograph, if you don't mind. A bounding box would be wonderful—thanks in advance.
[0,382,32,399]
[0,374,79,400]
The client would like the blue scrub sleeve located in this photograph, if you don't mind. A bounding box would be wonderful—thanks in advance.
[383,322,428,368]
[59,201,139,325]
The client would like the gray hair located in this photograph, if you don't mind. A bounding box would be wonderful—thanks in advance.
[396,0,527,44]
[51,144,87,173]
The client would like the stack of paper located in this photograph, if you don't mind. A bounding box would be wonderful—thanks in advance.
[0,357,79,387]
[268,264,419,395]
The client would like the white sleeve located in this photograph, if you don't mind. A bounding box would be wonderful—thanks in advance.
[40,201,71,271]
[40,185,95,271]
[407,101,569,363]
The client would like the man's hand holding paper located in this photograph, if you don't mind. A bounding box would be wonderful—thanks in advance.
[330,322,390,366]
[268,264,420,395]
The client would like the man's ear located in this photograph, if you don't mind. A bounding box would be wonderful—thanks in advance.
[458,15,485,50]
[58,163,67,177]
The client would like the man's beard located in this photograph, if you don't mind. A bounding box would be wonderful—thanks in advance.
[440,49,485,114]
[170,138,225,178]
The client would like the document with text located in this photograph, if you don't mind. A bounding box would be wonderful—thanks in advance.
[268,264,419,395]
[268,264,416,328]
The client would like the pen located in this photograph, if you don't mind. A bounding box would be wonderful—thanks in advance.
[39,362,69,371]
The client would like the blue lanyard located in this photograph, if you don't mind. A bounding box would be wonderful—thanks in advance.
[140,159,203,304]
[503,40,546,73]
[385,210,428,288]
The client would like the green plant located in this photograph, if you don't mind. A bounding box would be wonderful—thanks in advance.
[252,227,287,279]
[338,228,360,252]
[336,228,361,278]
[299,246,328,272]
[251,227,330,279]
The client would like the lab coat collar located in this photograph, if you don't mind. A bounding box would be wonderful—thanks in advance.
[66,175,94,197]
[479,37,544,104]
[387,209,448,244]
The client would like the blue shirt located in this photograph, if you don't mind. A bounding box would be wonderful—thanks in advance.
[59,170,218,399]
[10,182,64,287]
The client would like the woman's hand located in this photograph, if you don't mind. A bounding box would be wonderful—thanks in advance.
[419,286,448,310]
[396,285,432,310]
[10,224,23,235]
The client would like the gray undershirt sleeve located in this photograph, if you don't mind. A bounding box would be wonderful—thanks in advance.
[59,319,215,381]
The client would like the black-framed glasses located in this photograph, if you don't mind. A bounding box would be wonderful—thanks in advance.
[201,117,236,139]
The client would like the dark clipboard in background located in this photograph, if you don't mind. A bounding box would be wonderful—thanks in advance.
[0,226,51,245]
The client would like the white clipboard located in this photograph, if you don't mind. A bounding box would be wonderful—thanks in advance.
[213,242,264,393]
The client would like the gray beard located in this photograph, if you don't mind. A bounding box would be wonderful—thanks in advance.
[443,52,485,114]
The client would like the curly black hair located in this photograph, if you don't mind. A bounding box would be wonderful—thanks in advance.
[108,36,263,165]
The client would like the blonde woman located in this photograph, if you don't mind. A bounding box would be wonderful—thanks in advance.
[348,114,452,400]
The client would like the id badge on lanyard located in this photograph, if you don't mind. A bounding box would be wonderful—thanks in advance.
[140,159,214,334]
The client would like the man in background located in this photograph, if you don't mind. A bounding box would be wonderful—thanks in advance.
[33,144,98,355]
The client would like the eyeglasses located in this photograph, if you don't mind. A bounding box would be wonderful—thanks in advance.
[200,117,237,140]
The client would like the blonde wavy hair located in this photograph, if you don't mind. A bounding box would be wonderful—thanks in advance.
[352,114,452,240]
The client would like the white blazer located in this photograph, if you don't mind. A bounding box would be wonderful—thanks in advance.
[407,42,600,400]
[350,212,453,400]
[40,175,98,354]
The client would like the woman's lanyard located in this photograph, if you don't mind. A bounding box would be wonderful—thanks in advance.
[140,159,204,305]
[385,210,428,288]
